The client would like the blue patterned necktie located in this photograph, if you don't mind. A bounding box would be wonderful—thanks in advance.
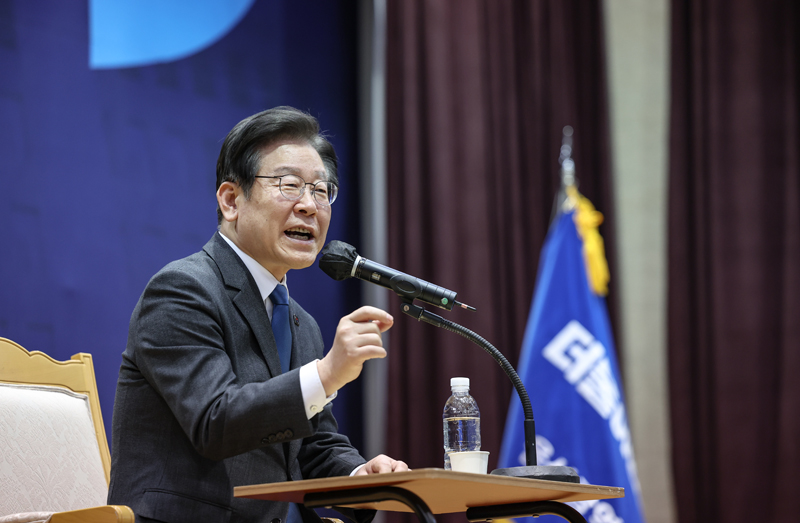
[269,284,291,374]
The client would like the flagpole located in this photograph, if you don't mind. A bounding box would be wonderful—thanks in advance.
[555,125,577,215]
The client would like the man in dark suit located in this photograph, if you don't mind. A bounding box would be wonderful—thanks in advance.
[108,106,407,523]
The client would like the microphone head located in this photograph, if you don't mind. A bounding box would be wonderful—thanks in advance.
[319,240,359,281]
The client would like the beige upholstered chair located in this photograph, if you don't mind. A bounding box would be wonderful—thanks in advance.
[0,337,134,523]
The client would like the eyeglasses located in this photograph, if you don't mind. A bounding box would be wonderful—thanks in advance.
[255,174,338,207]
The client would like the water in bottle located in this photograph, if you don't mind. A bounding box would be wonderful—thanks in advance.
[443,377,481,469]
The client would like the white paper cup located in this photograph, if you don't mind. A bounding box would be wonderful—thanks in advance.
[449,451,489,474]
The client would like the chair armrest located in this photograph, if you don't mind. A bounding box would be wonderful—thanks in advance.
[49,506,134,523]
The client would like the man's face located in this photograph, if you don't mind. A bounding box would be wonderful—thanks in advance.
[231,139,331,280]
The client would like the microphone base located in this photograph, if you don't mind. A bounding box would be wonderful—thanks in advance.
[490,465,580,483]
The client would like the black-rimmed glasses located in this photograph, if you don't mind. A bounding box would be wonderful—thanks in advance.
[255,174,338,206]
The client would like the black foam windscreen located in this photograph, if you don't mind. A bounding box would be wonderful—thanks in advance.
[318,240,359,281]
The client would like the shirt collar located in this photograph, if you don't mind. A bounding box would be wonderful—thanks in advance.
[218,231,288,303]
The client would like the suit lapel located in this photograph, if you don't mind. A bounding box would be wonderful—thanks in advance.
[233,292,283,377]
[288,302,302,371]
[203,232,283,378]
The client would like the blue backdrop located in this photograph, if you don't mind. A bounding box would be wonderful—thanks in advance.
[0,0,365,450]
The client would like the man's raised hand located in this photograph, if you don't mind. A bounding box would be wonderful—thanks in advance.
[317,306,393,396]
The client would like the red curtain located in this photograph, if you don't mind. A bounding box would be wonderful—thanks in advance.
[384,2,614,521]
[668,1,800,521]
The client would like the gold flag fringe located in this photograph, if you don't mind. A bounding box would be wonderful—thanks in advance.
[565,185,610,296]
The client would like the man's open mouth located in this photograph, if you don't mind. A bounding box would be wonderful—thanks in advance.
[285,227,314,241]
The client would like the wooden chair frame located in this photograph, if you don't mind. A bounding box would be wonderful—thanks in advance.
[0,337,133,523]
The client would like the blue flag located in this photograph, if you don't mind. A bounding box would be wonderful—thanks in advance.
[498,195,645,523]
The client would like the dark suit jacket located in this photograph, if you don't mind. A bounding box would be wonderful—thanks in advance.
[108,232,366,523]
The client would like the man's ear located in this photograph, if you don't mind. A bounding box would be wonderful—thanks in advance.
[217,181,240,223]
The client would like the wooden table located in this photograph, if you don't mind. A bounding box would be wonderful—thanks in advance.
[235,468,624,523]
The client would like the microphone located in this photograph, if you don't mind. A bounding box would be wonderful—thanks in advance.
[319,241,475,312]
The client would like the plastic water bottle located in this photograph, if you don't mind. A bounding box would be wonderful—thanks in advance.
[443,377,481,469]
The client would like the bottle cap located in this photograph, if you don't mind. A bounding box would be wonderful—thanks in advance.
[450,377,470,390]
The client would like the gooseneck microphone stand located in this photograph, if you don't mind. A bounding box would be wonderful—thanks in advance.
[317,239,578,482]
[398,297,579,482]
